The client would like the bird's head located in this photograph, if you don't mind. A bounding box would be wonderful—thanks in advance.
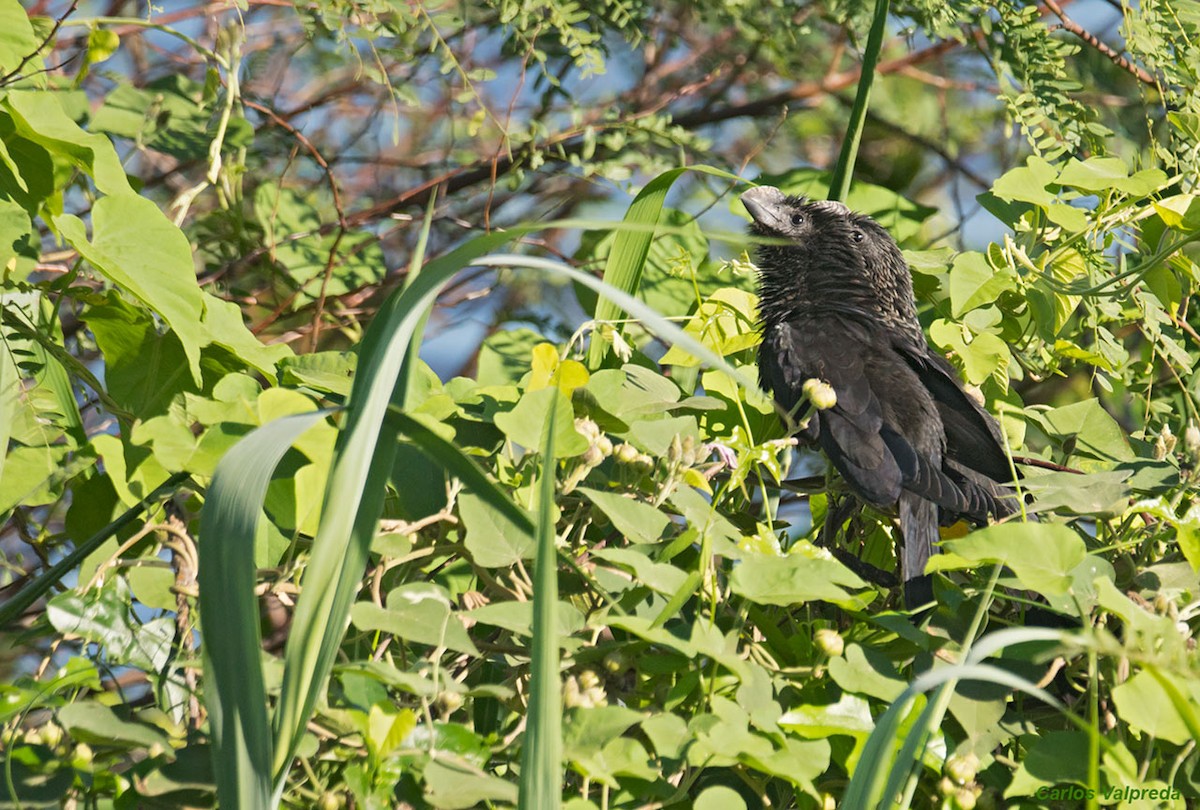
[741,185,915,325]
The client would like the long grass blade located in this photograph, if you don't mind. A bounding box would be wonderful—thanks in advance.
[250,174,764,786]
[585,165,743,368]
[518,393,562,809]
[268,206,520,783]
[198,411,329,810]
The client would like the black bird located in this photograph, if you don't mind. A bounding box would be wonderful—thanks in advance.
[742,186,1018,608]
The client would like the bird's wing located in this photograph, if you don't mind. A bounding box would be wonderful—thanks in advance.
[758,323,814,432]
[761,321,903,508]
[896,340,1014,484]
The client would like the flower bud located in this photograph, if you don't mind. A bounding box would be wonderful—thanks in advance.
[1185,422,1200,459]
[813,628,844,658]
[803,378,837,410]
[603,651,627,673]
[680,435,697,467]
[575,417,601,443]
[582,444,605,467]
[437,691,464,715]
[72,743,94,769]
[945,752,979,785]
[1155,425,1175,460]
[668,434,682,465]
[615,443,640,464]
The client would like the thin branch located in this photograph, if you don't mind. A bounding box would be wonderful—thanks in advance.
[1043,0,1157,87]
[0,0,78,85]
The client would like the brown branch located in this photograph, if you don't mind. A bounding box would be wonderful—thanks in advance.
[245,98,347,229]
[672,39,961,131]
[1011,455,1084,474]
[1043,0,1157,87]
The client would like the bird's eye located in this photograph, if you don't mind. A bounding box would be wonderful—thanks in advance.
[851,230,865,243]
[790,213,804,226]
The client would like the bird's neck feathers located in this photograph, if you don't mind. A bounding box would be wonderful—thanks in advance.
[755,244,921,339]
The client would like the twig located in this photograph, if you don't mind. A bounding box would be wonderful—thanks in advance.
[0,0,79,85]
[1042,0,1157,87]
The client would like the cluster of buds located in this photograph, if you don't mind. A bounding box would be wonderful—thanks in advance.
[1154,425,1177,461]
[939,752,983,810]
[1153,422,1200,468]
[613,441,655,479]
[563,418,614,492]
[563,669,607,708]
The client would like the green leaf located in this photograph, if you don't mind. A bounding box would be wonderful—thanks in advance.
[1045,202,1088,231]
[695,787,747,810]
[990,155,1057,206]
[1111,670,1194,745]
[85,29,120,66]
[828,644,907,701]
[458,490,536,567]
[494,387,588,457]
[1005,731,1090,797]
[1152,194,1200,232]
[4,89,132,196]
[591,547,688,595]
[83,292,197,419]
[729,551,866,606]
[659,287,760,366]
[464,600,584,639]
[562,705,646,761]
[929,320,1012,387]
[578,487,670,544]
[1035,399,1135,463]
[779,693,874,739]
[1019,469,1131,515]
[55,195,206,383]
[949,252,1016,317]
[350,583,479,656]
[0,4,41,76]
[0,197,36,278]
[520,375,564,810]
[58,702,170,752]
[1056,156,1167,195]
[476,327,545,387]
[47,582,173,672]
[936,523,1086,597]
[200,293,291,379]
[424,757,519,810]
[279,351,356,396]
[198,410,328,809]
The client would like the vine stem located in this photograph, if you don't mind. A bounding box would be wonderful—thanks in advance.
[827,0,891,202]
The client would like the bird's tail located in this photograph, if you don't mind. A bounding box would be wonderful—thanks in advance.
[899,492,937,610]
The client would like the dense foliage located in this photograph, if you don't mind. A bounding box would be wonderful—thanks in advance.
[2,1,1200,808]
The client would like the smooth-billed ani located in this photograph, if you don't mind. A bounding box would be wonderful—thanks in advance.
[742,186,1018,609]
